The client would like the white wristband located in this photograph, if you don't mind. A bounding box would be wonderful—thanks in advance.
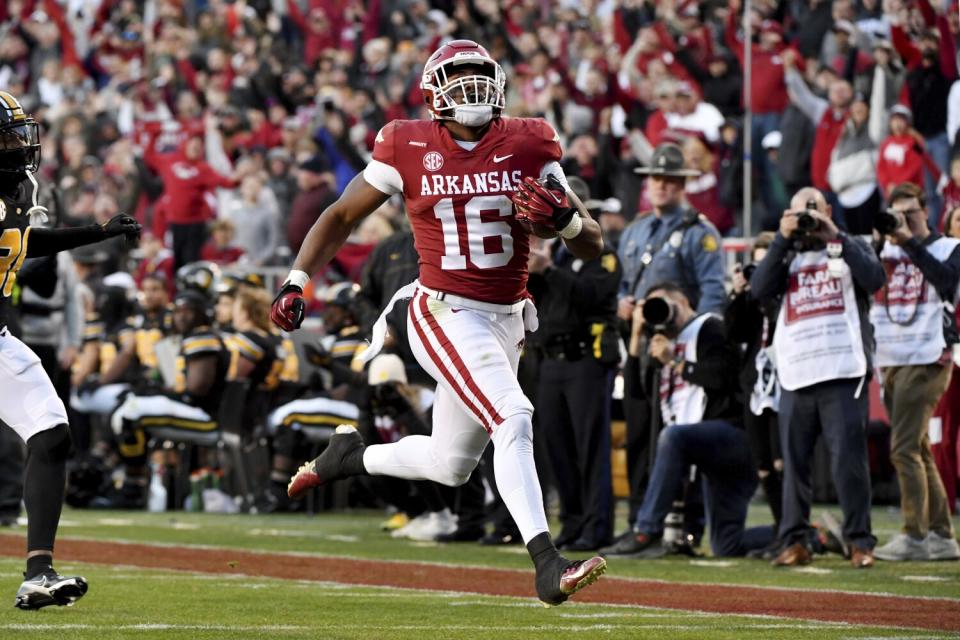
[286,270,310,290]
[558,214,583,240]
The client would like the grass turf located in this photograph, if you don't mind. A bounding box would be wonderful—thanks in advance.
[0,559,943,640]
[2,505,957,599]
[0,505,958,639]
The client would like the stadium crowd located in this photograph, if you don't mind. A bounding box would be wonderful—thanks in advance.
[1,0,959,566]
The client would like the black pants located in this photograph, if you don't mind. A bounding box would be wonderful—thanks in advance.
[622,358,654,527]
[171,222,208,272]
[537,357,614,546]
[636,420,773,556]
[622,394,651,526]
[779,377,876,551]
[0,424,24,517]
[744,407,783,527]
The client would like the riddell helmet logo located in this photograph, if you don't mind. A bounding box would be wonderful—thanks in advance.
[423,151,444,172]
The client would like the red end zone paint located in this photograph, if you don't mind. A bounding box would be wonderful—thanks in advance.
[2,538,957,632]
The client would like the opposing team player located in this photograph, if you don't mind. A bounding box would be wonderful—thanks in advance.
[273,41,607,606]
[0,91,141,609]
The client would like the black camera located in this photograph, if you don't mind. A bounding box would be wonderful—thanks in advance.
[874,208,905,235]
[795,198,820,233]
[642,297,677,336]
[742,263,757,280]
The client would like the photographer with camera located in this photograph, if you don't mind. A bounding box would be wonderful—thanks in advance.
[601,283,774,559]
[870,183,960,562]
[750,187,885,569]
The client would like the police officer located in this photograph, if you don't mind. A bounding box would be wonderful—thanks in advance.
[527,176,621,551]
[618,143,726,315]
[615,143,726,535]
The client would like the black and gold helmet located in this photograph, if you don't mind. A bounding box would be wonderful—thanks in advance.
[175,261,221,300]
[0,91,40,173]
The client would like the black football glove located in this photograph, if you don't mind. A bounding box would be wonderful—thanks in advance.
[101,213,142,244]
[271,282,306,332]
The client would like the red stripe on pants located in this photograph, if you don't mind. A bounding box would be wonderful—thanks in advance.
[418,293,504,428]
[409,293,493,432]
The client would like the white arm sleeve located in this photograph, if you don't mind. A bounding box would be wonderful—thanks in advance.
[363,160,404,196]
[539,161,570,191]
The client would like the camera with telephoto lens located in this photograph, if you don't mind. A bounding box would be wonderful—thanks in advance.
[874,208,905,235]
[795,198,820,233]
[642,297,677,336]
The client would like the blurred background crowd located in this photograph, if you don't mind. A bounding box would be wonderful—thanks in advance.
[0,0,958,560]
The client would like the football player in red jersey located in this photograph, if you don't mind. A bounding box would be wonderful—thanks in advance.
[274,40,607,606]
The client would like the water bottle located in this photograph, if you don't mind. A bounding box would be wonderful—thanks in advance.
[148,463,167,512]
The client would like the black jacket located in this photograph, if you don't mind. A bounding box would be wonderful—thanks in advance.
[527,245,621,362]
[631,314,743,425]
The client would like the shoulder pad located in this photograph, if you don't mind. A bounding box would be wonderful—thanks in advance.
[227,331,265,361]
[182,332,222,356]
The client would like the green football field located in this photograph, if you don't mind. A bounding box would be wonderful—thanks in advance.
[0,505,957,639]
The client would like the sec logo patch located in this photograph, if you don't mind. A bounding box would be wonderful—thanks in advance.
[423,151,444,172]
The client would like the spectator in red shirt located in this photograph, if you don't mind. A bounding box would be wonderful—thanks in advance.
[287,156,338,255]
[941,158,960,228]
[784,50,853,213]
[876,105,943,199]
[725,2,793,217]
[682,135,733,234]
[133,233,176,300]
[930,205,960,511]
[145,134,236,270]
[200,219,245,266]
[645,80,677,147]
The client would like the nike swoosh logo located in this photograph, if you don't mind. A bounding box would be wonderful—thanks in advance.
[548,191,562,204]
[493,154,513,163]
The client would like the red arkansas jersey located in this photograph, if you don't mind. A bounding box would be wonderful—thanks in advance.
[363,117,562,304]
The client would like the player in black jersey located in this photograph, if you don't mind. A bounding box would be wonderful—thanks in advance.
[0,91,141,609]
[108,290,230,506]
[71,286,139,415]
[131,273,174,389]
[226,287,283,391]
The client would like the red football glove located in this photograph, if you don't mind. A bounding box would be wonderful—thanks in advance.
[510,174,575,230]
[271,283,306,331]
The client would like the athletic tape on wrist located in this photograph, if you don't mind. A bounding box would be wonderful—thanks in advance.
[286,270,310,290]
[558,214,583,239]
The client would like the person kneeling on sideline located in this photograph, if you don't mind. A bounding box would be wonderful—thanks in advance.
[601,283,774,559]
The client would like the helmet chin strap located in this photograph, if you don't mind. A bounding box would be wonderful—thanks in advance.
[453,105,493,127]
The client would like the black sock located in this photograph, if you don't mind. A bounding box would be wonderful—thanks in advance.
[321,433,368,477]
[26,554,53,579]
[526,532,561,572]
[346,447,367,475]
[24,425,71,555]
